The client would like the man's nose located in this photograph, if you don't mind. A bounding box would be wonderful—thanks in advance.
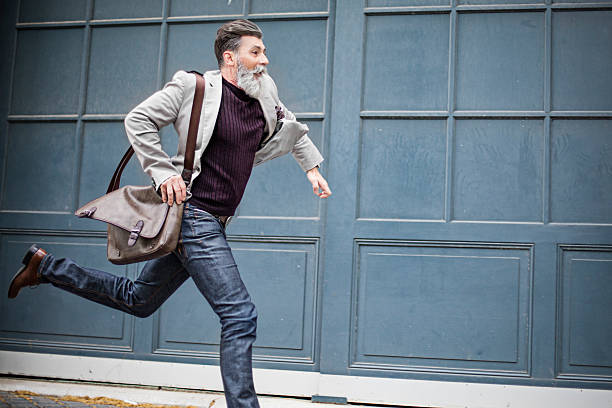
[260,54,269,65]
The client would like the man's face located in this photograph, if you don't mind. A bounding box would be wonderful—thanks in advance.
[235,35,268,74]
[232,35,268,98]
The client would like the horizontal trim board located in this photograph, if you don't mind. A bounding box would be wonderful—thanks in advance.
[355,239,533,250]
[0,228,107,237]
[361,110,449,118]
[361,111,612,119]
[81,114,126,121]
[456,4,548,10]
[1,351,610,408]
[7,115,79,122]
[364,3,612,13]
[153,347,315,364]
[349,361,530,377]
[549,111,612,118]
[550,3,612,9]
[246,12,331,18]
[453,110,546,117]
[89,18,164,25]
[16,22,87,29]
[356,217,446,223]
[0,338,132,353]
[364,6,452,13]
[167,14,329,24]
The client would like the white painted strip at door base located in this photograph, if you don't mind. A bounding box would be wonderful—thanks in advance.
[1,351,611,408]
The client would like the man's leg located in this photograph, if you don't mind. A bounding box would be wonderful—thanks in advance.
[38,249,189,318]
[178,204,259,408]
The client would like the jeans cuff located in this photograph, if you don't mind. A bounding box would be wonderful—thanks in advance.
[37,253,52,284]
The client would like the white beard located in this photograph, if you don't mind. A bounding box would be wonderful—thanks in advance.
[236,59,266,99]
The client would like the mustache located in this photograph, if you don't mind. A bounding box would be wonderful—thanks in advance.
[245,65,266,75]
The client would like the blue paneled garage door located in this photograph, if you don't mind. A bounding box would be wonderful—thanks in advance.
[1,0,610,405]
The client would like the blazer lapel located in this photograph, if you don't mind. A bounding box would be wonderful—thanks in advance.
[258,89,277,143]
[199,71,223,148]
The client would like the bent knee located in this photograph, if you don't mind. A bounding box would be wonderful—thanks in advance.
[129,303,156,318]
[220,301,258,338]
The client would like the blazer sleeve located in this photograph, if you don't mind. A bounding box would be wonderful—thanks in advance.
[124,70,187,189]
[269,78,324,172]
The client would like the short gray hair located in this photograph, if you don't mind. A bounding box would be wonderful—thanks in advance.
[214,19,263,67]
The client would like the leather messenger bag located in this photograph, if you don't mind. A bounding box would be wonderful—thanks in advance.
[75,72,204,265]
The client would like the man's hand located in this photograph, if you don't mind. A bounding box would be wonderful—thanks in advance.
[306,167,331,199]
[160,175,186,206]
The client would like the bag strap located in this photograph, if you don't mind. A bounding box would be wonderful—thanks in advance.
[107,72,205,193]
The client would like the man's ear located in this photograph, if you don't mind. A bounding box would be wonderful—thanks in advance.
[223,50,237,67]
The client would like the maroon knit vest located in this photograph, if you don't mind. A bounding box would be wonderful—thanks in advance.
[189,78,266,215]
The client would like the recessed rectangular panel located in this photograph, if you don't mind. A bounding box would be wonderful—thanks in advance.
[239,120,322,218]
[456,12,544,110]
[358,119,446,220]
[234,247,308,350]
[552,11,612,111]
[19,0,87,22]
[257,20,327,113]
[453,119,543,222]
[353,242,531,374]
[170,0,244,16]
[363,14,449,111]
[11,28,83,115]
[0,235,133,350]
[156,239,317,363]
[558,247,612,379]
[157,279,220,348]
[551,120,612,224]
[367,0,450,6]
[93,0,163,19]
[250,0,328,13]
[569,260,612,367]
[86,25,160,114]
[79,122,150,208]
[2,122,76,212]
[165,23,221,82]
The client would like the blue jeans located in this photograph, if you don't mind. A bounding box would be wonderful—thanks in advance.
[38,203,260,408]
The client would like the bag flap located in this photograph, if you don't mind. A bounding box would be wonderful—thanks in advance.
[75,186,169,238]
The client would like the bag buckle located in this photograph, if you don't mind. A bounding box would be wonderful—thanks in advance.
[77,207,97,218]
[128,220,144,247]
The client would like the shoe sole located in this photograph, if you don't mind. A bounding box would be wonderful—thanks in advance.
[7,265,27,299]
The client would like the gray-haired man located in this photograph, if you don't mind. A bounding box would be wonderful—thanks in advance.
[8,19,331,408]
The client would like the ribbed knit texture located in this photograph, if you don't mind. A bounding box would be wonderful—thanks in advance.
[189,78,266,216]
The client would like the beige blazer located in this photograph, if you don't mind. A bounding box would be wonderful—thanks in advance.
[124,69,324,196]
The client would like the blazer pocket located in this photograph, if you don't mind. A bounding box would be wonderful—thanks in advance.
[253,120,309,166]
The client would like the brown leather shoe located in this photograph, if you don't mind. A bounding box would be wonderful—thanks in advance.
[8,245,47,299]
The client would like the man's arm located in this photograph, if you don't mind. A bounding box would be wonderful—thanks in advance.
[273,93,331,198]
[281,104,332,198]
[124,70,187,196]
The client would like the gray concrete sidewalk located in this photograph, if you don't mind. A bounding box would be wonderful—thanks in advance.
[0,378,382,408]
